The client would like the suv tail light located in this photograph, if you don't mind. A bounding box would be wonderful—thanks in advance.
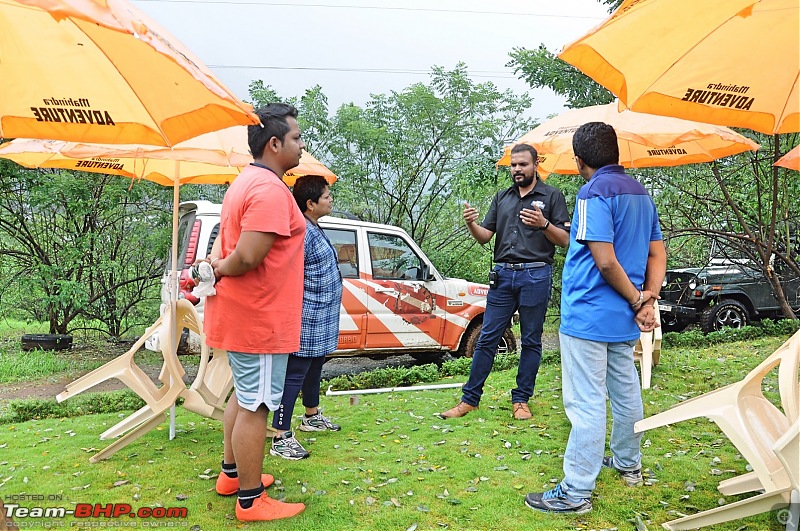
[182,220,202,268]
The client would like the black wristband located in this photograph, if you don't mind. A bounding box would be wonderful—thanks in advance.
[542,219,550,230]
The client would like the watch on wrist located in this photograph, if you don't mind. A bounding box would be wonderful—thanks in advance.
[542,219,550,230]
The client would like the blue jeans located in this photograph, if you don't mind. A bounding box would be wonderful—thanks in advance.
[461,264,551,406]
[272,355,325,431]
[559,332,643,498]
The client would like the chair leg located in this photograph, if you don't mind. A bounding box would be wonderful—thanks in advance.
[635,385,734,433]
[89,413,167,463]
[99,405,155,440]
[640,338,653,390]
[718,471,763,496]
[663,489,792,530]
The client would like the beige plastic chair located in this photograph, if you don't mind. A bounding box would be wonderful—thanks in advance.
[179,347,233,421]
[634,331,800,529]
[89,300,191,462]
[662,418,799,530]
[719,335,800,497]
[634,302,662,389]
[56,315,169,406]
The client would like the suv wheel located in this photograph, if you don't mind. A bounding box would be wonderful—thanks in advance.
[701,299,749,333]
[660,313,688,333]
[456,323,518,359]
[410,352,445,363]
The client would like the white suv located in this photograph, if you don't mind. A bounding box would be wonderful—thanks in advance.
[146,200,516,361]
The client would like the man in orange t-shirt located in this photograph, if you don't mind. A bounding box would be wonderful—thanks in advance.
[204,103,306,522]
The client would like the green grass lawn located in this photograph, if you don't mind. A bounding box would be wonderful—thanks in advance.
[1,335,792,530]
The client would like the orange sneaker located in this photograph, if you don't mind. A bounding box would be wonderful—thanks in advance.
[215,473,275,496]
[235,492,305,521]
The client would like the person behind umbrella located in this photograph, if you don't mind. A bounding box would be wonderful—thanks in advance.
[439,143,570,421]
[204,103,306,522]
[525,122,666,515]
[270,174,343,460]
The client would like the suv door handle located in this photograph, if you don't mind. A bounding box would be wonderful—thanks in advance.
[375,288,398,294]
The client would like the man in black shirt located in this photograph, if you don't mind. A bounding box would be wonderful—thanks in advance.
[441,144,570,420]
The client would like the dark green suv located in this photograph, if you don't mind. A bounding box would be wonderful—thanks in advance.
[659,258,800,333]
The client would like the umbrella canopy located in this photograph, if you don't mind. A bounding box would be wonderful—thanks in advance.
[0,0,258,146]
[497,103,759,175]
[0,133,338,299]
[558,0,800,135]
[0,133,338,186]
[775,145,800,171]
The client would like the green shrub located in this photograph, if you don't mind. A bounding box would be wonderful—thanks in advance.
[2,390,145,423]
[663,319,799,349]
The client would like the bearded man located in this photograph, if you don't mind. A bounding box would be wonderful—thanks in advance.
[440,143,570,421]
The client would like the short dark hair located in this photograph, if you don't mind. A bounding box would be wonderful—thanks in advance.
[572,122,619,169]
[292,175,329,213]
[248,103,299,159]
[510,143,538,161]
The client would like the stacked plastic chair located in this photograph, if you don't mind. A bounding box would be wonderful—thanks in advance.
[634,301,663,389]
[634,330,800,530]
[56,299,233,462]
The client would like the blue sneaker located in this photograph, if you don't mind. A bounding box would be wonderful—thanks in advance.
[524,484,592,514]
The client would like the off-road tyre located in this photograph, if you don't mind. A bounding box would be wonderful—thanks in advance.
[660,314,688,333]
[455,323,517,359]
[20,334,73,351]
[701,299,749,333]
[409,352,446,363]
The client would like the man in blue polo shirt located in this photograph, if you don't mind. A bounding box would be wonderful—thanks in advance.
[525,122,666,514]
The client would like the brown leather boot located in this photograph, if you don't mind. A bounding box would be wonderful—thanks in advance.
[439,401,478,419]
[513,402,532,420]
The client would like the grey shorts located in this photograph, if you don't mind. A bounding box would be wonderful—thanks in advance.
[227,351,289,412]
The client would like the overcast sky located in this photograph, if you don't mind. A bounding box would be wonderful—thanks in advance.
[131,0,611,121]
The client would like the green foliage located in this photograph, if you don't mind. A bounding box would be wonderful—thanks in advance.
[246,66,537,287]
[0,344,75,383]
[329,64,534,245]
[2,390,145,423]
[507,45,614,110]
[0,162,170,335]
[663,319,800,349]
[325,352,547,392]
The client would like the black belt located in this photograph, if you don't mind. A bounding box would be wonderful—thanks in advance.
[496,262,547,270]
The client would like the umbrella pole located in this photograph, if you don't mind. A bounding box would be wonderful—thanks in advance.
[169,168,180,441]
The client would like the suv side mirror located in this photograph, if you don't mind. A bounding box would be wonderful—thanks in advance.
[417,263,434,281]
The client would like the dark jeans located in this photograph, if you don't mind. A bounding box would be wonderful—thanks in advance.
[461,264,551,406]
[272,355,325,431]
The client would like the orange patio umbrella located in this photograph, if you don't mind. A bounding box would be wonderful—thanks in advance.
[775,145,800,171]
[0,132,337,313]
[0,0,258,146]
[497,103,759,176]
[558,0,799,135]
[0,133,338,186]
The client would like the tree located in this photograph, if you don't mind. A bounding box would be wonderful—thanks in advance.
[506,1,800,320]
[0,161,171,335]
[654,134,800,319]
[330,64,533,242]
[245,66,536,284]
[507,45,613,110]
[247,81,335,160]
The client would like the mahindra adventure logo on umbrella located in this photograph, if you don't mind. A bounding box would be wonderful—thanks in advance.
[31,97,115,126]
[681,83,755,111]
